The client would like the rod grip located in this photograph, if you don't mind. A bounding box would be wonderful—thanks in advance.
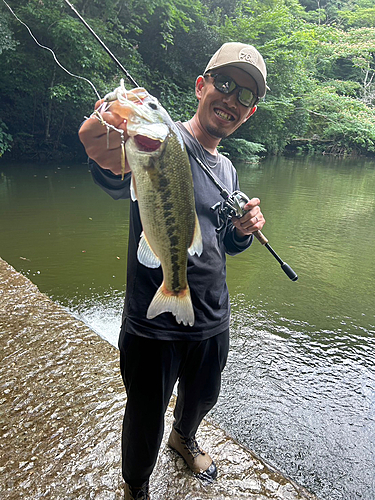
[254,230,268,245]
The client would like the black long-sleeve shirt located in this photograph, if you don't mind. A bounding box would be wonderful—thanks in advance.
[90,122,253,341]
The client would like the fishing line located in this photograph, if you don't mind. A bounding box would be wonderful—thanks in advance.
[3,0,297,279]
[63,0,139,88]
[1,0,101,100]
[184,142,298,281]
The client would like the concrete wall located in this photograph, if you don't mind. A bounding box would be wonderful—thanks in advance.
[0,258,318,499]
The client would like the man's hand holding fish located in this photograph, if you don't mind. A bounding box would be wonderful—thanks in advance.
[79,97,130,175]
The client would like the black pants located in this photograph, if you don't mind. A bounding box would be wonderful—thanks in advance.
[118,328,229,487]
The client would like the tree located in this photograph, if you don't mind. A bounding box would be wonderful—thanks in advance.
[0,0,374,159]
[338,0,375,28]
[317,27,375,105]
[0,0,145,158]
[303,84,375,154]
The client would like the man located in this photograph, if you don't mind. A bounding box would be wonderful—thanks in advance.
[79,42,267,500]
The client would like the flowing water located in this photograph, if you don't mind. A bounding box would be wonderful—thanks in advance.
[1,156,374,499]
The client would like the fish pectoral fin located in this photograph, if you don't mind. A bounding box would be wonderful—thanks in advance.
[137,232,161,268]
[188,214,203,257]
[130,175,137,202]
[147,283,194,327]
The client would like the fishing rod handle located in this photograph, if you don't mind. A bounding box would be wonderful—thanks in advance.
[254,230,268,245]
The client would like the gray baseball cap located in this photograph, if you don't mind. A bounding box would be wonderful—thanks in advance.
[204,42,268,98]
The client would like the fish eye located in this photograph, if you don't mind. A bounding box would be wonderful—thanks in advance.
[148,102,158,110]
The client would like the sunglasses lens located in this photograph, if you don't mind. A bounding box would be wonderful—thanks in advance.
[212,74,255,107]
[214,75,236,94]
[238,88,254,107]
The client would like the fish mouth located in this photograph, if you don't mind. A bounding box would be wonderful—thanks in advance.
[134,134,162,152]
[214,107,235,122]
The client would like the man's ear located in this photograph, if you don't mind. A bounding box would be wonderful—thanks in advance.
[243,105,257,123]
[195,75,205,100]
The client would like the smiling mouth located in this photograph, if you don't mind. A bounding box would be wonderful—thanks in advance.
[214,108,235,121]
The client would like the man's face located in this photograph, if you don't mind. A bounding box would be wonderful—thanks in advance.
[195,66,258,140]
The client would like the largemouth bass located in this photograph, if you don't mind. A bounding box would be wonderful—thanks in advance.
[107,84,203,326]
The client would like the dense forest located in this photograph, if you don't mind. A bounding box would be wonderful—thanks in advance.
[0,0,374,161]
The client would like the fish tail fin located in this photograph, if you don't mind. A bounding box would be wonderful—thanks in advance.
[147,282,194,327]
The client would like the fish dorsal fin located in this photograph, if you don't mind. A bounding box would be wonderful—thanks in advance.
[188,214,203,257]
[130,175,137,202]
[137,232,161,268]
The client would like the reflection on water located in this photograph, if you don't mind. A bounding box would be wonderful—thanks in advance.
[1,157,375,499]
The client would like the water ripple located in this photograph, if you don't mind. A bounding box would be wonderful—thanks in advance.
[210,300,375,499]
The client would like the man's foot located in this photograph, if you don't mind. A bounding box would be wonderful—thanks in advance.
[124,481,150,500]
[168,427,217,481]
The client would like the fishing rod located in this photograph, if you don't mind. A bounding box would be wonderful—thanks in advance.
[8,0,296,281]
[186,145,298,281]
[63,0,298,281]
[2,0,101,99]
[63,0,139,88]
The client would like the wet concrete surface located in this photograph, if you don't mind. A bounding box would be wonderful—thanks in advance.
[0,257,319,499]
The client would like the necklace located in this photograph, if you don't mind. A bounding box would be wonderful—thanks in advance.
[187,120,220,169]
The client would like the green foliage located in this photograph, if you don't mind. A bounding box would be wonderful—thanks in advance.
[306,86,375,153]
[220,138,266,161]
[299,0,362,24]
[315,26,375,106]
[158,81,198,122]
[322,79,361,97]
[0,120,13,157]
[0,0,374,160]
[337,0,375,28]
[0,14,17,54]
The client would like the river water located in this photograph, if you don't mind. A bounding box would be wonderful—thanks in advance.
[1,156,374,499]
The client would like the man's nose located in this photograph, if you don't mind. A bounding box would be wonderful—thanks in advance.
[222,91,238,108]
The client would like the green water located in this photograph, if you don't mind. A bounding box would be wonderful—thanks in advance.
[227,156,375,332]
[1,156,374,499]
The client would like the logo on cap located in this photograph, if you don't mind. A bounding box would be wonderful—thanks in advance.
[239,47,258,65]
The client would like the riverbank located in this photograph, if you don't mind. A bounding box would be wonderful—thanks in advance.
[0,257,318,499]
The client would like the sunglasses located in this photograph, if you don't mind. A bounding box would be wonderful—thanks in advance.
[205,73,258,108]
